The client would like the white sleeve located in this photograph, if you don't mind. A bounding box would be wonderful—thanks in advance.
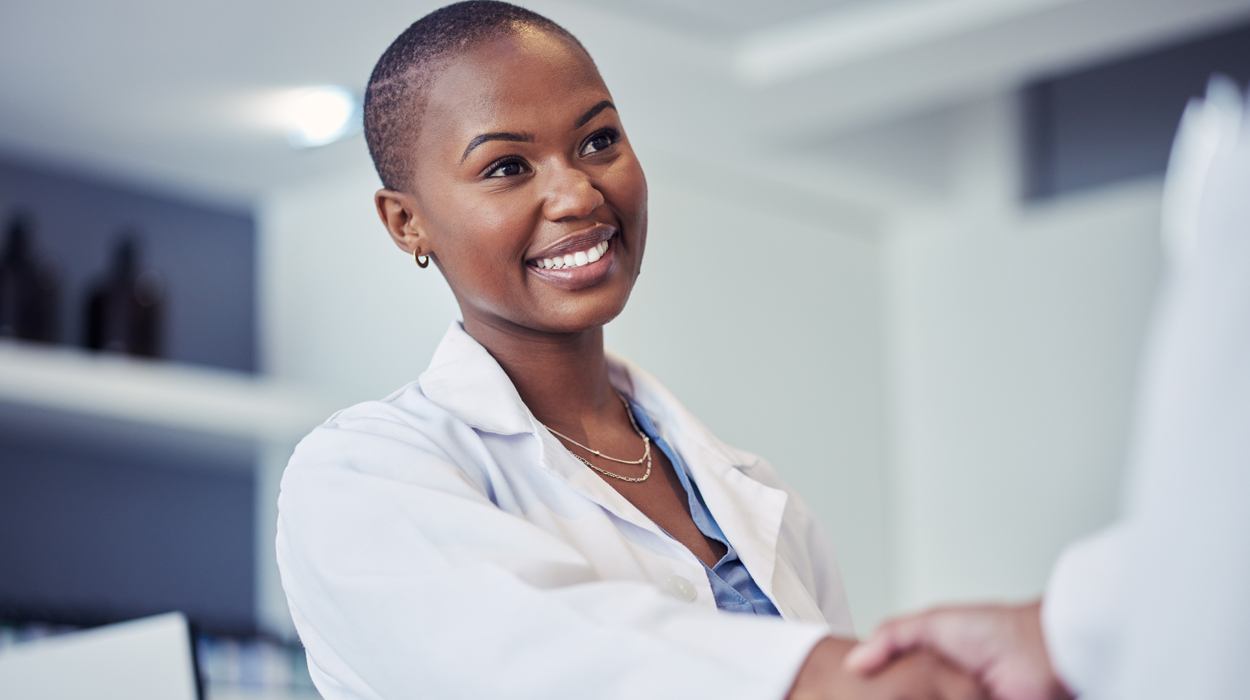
[1041,523,1129,696]
[276,416,828,700]
[1105,79,1250,700]
[1044,79,1250,700]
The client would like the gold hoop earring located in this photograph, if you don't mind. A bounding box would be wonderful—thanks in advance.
[413,248,430,268]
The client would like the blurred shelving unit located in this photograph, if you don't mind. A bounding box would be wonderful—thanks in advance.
[0,339,329,443]
[0,339,335,638]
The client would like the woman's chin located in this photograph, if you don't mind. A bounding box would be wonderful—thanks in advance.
[533,285,633,335]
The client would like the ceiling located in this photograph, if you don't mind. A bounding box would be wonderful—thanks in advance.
[1,0,1248,209]
[573,0,867,35]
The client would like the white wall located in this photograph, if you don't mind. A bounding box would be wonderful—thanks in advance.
[259,149,896,633]
[258,159,461,404]
[883,96,1165,611]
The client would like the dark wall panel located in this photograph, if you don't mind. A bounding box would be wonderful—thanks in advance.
[0,428,255,633]
[1025,22,1250,199]
[0,158,256,371]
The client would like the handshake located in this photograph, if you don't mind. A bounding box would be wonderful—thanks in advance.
[790,601,1069,700]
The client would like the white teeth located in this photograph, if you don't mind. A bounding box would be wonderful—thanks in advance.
[536,238,612,271]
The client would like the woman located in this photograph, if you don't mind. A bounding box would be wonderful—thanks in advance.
[276,3,981,699]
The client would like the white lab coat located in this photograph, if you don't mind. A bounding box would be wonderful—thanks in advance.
[1042,78,1250,699]
[276,323,854,700]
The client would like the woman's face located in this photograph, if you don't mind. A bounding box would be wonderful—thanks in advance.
[400,29,648,337]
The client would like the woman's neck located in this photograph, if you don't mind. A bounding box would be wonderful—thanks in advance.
[462,315,617,429]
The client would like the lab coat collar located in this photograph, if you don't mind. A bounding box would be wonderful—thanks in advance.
[419,322,790,610]
[418,322,533,436]
[418,323,683,545]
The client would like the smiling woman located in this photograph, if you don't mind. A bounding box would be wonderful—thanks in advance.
[273,3,983,700]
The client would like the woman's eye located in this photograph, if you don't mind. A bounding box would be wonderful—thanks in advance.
[485,159,528,178]
[581,129,618,156]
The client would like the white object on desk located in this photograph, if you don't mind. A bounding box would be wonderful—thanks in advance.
[0,612,199,700]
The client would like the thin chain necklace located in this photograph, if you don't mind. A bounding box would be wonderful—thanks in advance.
[542,392,652,483]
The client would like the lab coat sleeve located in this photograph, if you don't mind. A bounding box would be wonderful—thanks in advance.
[1104,80,1250,700]
[276,411,829,700]
[1045,79,1250,700]
[1041,523,1129,695]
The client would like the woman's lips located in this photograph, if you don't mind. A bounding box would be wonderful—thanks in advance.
[526,224,616,262]
[532,239,610,270]
[527,235,618,290]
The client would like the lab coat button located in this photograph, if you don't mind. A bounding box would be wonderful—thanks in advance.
[665,575,697,602]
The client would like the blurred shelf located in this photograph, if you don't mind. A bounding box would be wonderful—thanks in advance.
[0,340,332,443]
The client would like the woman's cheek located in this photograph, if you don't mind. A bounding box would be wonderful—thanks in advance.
[611,159,647,226]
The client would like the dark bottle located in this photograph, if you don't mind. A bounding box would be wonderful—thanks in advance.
[83,236,164,358]
[0,214,60,343]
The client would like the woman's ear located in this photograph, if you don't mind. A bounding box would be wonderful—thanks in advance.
[375,188,432,258]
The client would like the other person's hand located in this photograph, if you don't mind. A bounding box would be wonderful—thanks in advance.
[789,636,988,700]
[842,601,1072,700]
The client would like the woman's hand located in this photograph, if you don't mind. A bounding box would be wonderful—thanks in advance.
[789,636,988,700]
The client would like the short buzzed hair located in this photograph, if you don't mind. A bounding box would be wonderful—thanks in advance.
[364,1,589,192]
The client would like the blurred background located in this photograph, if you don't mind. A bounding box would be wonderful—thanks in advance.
[1,0,1249,696]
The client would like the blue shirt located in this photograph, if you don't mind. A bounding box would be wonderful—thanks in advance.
[627,400,782,617]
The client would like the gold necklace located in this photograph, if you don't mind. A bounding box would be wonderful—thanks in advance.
[543,392,653,483]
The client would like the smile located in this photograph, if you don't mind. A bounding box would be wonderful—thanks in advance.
[534,240,610,270]
[526,229,619,291]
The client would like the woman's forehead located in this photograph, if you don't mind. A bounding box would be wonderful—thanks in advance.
[420,32,608,144]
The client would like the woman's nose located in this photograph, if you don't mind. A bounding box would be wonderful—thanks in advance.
[541,163,605,222]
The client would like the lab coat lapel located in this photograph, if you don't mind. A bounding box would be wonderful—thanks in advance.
[419,323,679,542]
[534,429,677,542]
[672,430,788,610]
[418,323,531,436]
[608,356,793,613]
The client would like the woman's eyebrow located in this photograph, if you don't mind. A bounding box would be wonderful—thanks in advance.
[458,102,615,163]
[575,101,615,128]
[461,132,535,163]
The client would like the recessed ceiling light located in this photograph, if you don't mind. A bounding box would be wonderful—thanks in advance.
[266,86,360,148]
